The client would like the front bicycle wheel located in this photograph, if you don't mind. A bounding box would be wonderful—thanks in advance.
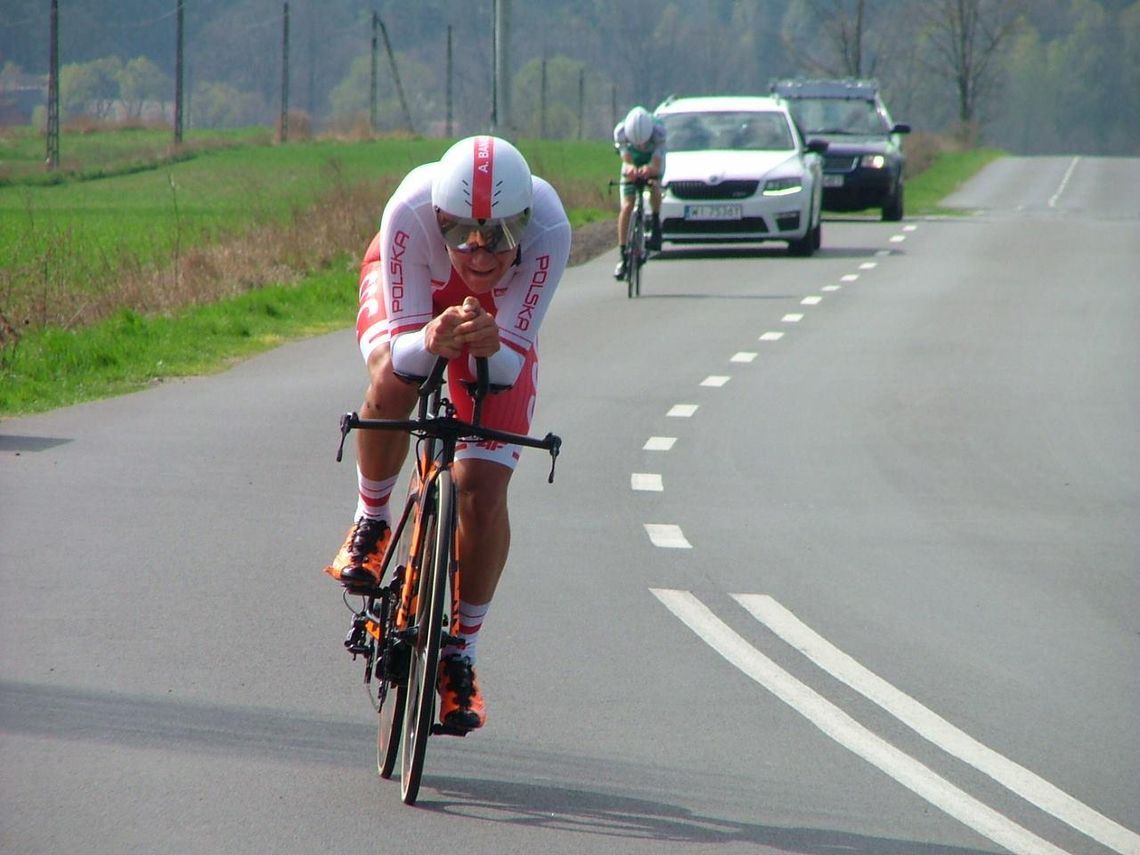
[627,206,644,299]
[376,498,415,779]
[399,470,453,805]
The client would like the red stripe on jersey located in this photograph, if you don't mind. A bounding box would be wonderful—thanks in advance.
[471,136,494,219]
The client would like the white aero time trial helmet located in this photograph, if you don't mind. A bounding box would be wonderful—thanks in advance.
[623,106,655,147]
[431,135,532,253]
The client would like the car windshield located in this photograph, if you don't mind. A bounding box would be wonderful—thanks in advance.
[787,98,889,135]
[661,111,795,152]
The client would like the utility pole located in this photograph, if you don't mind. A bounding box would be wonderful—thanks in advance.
[446,25,453,137]
[279,2,290,142]
[490,1,497,133]
[540,59,547,138]
[370,12,378,133]
[46,0,59,169]
[577,67,584,140]
[174,0,184,145]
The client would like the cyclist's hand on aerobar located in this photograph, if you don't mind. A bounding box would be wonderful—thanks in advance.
[426,296,500,359]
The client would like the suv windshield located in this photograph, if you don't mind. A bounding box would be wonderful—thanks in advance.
[661,111,794,152]
[786,98,888,135]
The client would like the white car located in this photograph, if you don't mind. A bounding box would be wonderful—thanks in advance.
[654,95,827,256]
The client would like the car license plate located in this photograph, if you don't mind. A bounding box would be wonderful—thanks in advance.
[684,204,742,221]
[823,174,844,188]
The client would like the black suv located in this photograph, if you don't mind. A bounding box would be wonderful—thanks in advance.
[771,79,910,221]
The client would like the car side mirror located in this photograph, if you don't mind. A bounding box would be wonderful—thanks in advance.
[806,138,829,154]
[891,123,911,134]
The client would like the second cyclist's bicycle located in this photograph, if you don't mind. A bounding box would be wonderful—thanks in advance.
[335,356,560,805]
[611,175,653,298]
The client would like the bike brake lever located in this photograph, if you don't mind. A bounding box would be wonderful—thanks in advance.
[336,412,356,462]
[545,433,561,484]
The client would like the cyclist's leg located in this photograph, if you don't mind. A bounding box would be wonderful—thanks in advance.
[328,273,420,586]
[615,184,635,279]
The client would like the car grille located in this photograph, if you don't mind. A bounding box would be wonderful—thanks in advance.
[824,155,858,173]
[667,180,759,200]
[662,217,769,235]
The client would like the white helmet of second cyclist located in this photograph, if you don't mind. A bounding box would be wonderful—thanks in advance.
[431,135,532,222]
[623,106,655,147]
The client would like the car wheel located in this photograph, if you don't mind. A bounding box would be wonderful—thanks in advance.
[788,209,818,257]
[882,183,904,221]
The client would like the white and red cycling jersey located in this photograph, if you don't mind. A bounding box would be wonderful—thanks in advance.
[355,161,570,468]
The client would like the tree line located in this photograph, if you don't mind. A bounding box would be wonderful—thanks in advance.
[1,0,1137,154]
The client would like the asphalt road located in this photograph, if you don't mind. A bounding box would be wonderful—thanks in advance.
[2,156,1138,855]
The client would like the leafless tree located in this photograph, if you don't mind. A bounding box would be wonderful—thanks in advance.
[918,0,1022,137]
[783,0,875,78]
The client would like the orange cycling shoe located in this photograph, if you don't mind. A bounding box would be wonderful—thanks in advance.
[323,518,391,590]
[437,655,486,730]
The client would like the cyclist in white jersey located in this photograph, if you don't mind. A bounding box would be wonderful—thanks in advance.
[325,135,571,731]
[613,105,666,279]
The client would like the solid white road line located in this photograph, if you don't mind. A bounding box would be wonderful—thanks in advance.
[643,436,676,451]
[631,473,663,492]
[667,404,698,417]
[1049,157,1080,208]
[644,525,691,549]
[733,594,1140,855]
[650,589,1072,855]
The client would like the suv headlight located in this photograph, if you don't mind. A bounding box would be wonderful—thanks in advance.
[860,154,887,169]
[763,177,802,196]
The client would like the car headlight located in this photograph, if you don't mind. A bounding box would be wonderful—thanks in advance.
[763,177,803,196]
[860,154,887,169]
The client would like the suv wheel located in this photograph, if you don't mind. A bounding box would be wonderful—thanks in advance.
[882,183,904,222]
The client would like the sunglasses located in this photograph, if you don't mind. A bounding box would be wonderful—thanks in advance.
[436,210,530,253]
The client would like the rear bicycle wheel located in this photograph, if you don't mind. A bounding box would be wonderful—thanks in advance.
[399,471,453,805]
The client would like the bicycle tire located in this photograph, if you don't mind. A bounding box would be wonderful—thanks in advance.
[627,198,644,299]
[399,470,453,805]
[376,497,415,779]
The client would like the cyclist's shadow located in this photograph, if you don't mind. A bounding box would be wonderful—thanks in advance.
[421,775,994,854]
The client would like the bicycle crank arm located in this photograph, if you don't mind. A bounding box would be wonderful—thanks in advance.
[430,723,470,737]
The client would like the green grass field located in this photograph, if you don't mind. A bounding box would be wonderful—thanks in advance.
[0,127,998,418]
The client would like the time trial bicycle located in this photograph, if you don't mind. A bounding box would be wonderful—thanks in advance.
[610,176,654,298]
[335,355,561,805]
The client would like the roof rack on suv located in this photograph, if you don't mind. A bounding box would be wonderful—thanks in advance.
[770,78,880,100]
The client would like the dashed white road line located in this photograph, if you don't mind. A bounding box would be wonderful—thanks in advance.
[651,589,1073,855]
[730,352,757,363]
[875,249,892,257]
[734,594,1140,855]
[667,404,698,418]
[701,375,730,387]
[782,313,804,323]
[759,331,784,341]
[841,273,859,282]
[903,224,918,232]
[890,234,906,243]
[801,296,822,306]
[631,473,663,492]
[644,525,691,549]
[1049,157,1080,208]
[643,436,676,451]
[859,262,878,270]
[822,285,841,292]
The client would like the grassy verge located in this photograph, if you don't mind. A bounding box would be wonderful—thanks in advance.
[0,133,997,419]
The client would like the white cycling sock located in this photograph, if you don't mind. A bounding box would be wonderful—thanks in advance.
[355,468,397,526]
[443,600,490,663]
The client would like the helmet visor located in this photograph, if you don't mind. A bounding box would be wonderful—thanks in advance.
[436,210,530,253]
